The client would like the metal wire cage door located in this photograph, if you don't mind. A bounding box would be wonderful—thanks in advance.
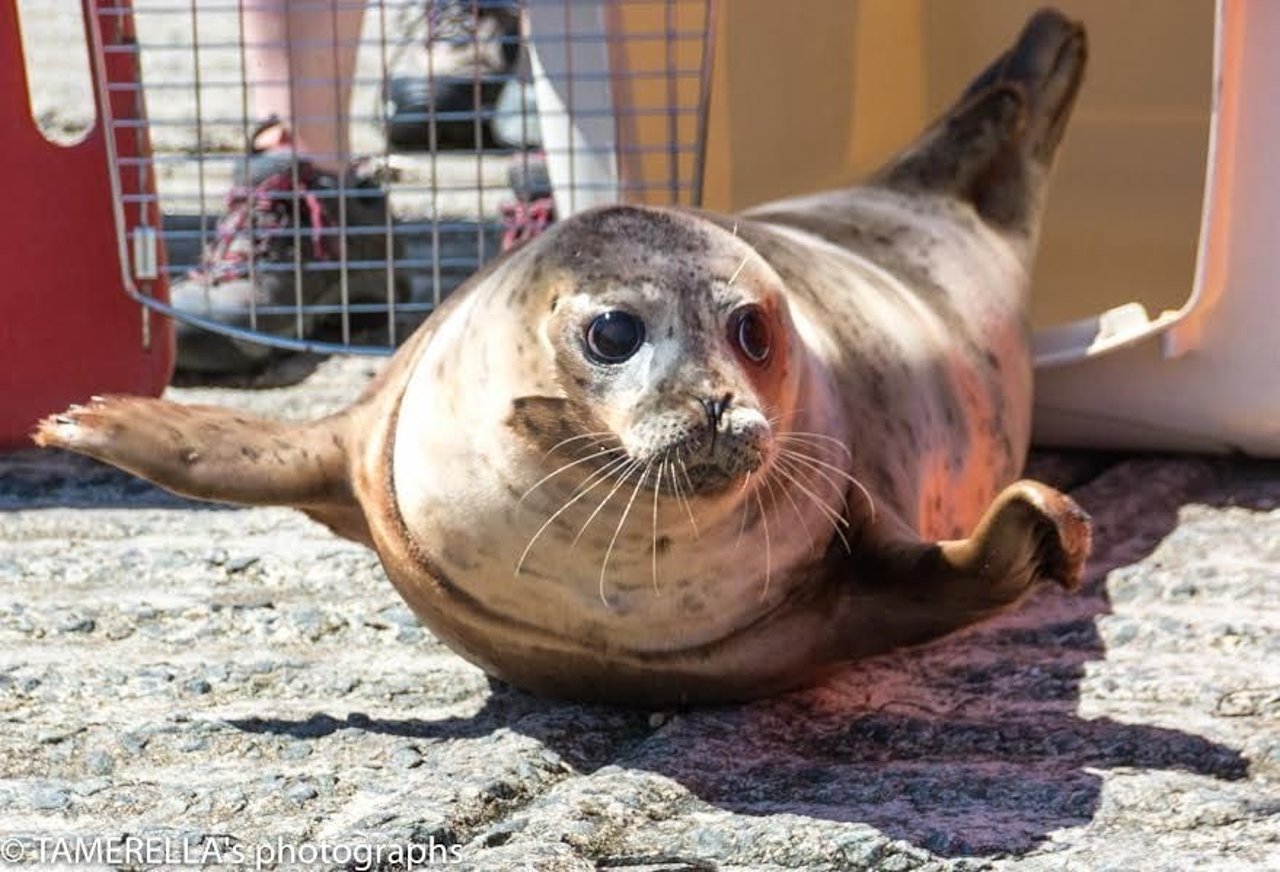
[89,0,718,358]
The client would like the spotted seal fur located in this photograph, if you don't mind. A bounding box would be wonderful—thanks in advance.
[37,9,1091,706]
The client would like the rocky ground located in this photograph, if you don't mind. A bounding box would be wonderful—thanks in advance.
[0,356,1277,871]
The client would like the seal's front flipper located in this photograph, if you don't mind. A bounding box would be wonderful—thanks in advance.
[937,479,1091,597]
[838,480,1091,657]
[876,8,1086,231]
[33,396,369,544]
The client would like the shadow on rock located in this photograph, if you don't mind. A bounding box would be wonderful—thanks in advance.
[0,450,234,511]
[227,686,658,774]
[168,352,327,390]
[227,455,1265,860]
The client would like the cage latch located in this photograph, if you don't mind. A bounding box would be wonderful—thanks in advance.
[132,225,158,280]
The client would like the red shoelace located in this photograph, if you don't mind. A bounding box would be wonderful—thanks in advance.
[190,167,332,284]
[500,196,555,251]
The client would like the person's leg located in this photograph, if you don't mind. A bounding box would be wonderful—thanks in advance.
[243,0,365,172]
[171,0,398,375]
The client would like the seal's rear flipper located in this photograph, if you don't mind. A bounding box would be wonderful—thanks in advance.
[960,9,1087,164]
[838,480,1091,657]
[875,8,1086,231]
[33,396,370,544]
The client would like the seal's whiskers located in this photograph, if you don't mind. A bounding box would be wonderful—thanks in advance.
[734,471,753,551]
[520,446,623,503]
[778,431,854,459]
[727,252,752,286]
[651,452,668,594]
[777,450,850,514]
[600,459,655,608]
[542,431,618,459]
[780,447,877,523]
[564,453,631,502]
[774,454,852,553]
[754,488,772,603]
[775,451,850,521]
[514,453,633,577]
[765,462,817,557]
[670,456,700,539]
[573,459,643,548]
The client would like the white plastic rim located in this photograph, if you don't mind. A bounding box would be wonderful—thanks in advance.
[1032,0,1280,457]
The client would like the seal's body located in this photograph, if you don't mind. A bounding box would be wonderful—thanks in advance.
[38,10,1092,706]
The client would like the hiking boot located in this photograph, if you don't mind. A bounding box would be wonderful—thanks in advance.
[507,151,553,203]
[500,151,556,250]
[170,124,403,374]
[383,0,523,151]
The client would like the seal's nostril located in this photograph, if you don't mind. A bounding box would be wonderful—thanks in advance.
[719,392,734,419]
[701,393,734,456]
[702,393,733,431]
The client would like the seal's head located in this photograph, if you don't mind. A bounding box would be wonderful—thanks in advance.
[522,205,802,498]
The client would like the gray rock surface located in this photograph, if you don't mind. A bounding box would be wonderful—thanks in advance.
[1,356,1277,870]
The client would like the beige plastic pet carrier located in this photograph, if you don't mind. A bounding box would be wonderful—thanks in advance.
[699,0,1277,457]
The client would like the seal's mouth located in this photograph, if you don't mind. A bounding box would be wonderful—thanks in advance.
[660,435,768,496]
[681,461,738,493]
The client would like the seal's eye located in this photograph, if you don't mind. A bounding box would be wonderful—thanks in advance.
[585,311,645,364]
[731,306,771,364]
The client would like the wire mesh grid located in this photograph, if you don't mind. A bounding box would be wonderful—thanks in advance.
[86,0,717,357]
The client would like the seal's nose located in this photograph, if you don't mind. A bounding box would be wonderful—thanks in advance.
[701,393,733,455]
[701,393,733,431]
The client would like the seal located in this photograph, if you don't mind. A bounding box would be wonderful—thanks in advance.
[36,9,1091,707]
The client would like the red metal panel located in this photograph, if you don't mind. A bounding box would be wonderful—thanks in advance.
[0,0,173,450]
